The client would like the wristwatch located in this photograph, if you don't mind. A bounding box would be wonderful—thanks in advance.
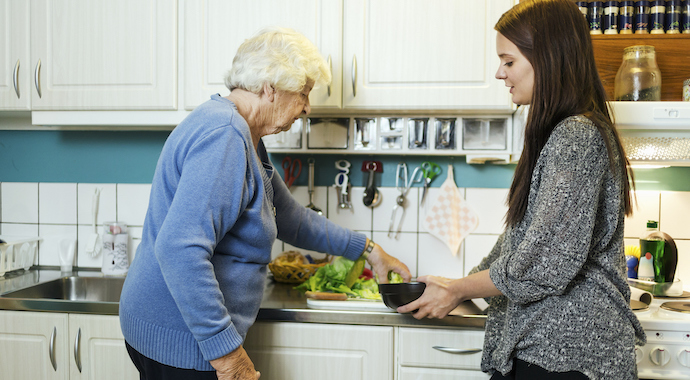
[362,240,375,259]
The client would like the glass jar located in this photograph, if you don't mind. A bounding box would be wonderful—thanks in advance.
[614,45,662,101]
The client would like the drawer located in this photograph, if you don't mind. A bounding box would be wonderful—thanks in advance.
[398,327,484,370]
[399,366,490,380]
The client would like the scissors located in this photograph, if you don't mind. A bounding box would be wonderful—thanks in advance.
[281,156,302,188]
[420,161,442,204]
[388,162,424,238]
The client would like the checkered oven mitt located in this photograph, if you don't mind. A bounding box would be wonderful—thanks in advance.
[422,164,479,256]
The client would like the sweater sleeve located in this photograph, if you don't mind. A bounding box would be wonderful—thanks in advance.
[489,121,608,304]
[154,126,249,356]
[270,167,366,261]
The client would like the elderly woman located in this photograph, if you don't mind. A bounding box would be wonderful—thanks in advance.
[119,27,411,380]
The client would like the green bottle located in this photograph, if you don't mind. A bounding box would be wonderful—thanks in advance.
[639,220,666,283]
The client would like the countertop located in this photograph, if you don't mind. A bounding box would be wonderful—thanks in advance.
[0,268,486,330]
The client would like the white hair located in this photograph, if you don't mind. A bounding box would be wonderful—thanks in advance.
[224,27,331,94]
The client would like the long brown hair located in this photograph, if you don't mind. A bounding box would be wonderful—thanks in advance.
[497,0,634,227]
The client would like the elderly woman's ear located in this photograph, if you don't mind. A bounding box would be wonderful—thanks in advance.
[262,83,276,102]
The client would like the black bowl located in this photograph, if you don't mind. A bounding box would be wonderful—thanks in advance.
[378,282,426,310]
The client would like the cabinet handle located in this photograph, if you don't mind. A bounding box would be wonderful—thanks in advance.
[432,346,482,355]
[351,55,357,97]
[327,54,332,97]
[34,59,42,98]
[49,326,57,371]
[13,59,20,99]
[74,327,82,372]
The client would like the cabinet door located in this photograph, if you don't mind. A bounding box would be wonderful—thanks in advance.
[0,310,69,380]
[68,314,138,380]
[29,0,176,110]
[0,0,31,110]
[244,322,394,380]
[343,0,514,110]
[184,0,342,110]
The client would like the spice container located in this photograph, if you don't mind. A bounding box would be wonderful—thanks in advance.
[604,1,620,34]
[681,0,690,32]
[590,1,604,34]
[577,1,589,22]
[614,45,662,101]
[619,0,635,33]
[649,0,666,33]
[667,0,681,33]
[635,0,650,33]
[684,79,690,101]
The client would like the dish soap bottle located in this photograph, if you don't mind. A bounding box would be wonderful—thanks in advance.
[638,220,664,282]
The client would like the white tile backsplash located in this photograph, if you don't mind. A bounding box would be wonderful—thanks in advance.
[1,182,39,223]
[1,181,688,291]
[660,191,690,239]
[116,184,152,226]
[372,187,419,234]
[39,183,77,224]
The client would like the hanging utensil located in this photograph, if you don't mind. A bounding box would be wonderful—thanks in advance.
[334,160,352,209]
[281,156,302,188]
[306,158,323,215]
[362,161,381,208]
[420,161,442,205]
[388,163,423,238]
[85,187,102,257]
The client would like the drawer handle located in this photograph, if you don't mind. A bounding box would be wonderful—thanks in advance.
[49,326,57,371]
[74,327,82,372]
[13,59,20,99]
[351,54,357,97]
[35,59,42,98]
[432,346,482,355]
[327,54,332,97]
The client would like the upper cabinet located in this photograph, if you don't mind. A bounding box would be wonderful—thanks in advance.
[184,0,343,110]
[29,0,176,110]
[0,0,31,111]
[342,0,514,111]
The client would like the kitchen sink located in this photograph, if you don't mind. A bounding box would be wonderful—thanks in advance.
[0,276,125,314]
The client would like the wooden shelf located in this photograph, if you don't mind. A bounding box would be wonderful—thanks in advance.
[591,34,690,101]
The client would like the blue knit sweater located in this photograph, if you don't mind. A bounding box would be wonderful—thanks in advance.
[119,94,367,371]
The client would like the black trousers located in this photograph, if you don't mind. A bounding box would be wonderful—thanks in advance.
[490,359,589,380]
[126,342,218,380]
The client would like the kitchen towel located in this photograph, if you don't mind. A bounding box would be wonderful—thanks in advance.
[422,164,479,256]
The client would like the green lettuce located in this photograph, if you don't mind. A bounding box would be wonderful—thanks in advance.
[295,257,381,299]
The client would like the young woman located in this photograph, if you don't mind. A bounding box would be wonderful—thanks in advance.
[398,1,645,379]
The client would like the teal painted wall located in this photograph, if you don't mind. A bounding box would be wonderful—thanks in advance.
[1,130,689,191]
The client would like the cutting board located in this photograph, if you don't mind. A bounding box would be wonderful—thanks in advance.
[306,298,393,312]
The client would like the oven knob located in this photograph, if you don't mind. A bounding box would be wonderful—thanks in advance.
[650,347,671,366]
[678,349,690,367]
[634,347,643,364]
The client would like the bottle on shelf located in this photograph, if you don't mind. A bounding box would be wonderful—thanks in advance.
[635,0,651,33]
[667,0,682,34]
[590,1,605,34]
[638,220,663,282]
[604,1,620,34]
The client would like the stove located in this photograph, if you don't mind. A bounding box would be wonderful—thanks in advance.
[634,295,690,379]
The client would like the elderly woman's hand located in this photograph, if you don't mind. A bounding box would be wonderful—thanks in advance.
[365,241,412,284]
[210,345,260,380]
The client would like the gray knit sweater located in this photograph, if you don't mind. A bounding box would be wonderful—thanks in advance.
[470,116,646,380]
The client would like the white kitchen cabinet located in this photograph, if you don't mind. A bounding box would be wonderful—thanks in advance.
[29,0,176,110]
[244,322,394,380]
[184,0,343,110]
[397,327,489,379]
[0,0,31,110]
[68,314,139,380]
[0,310,68,379]
[0,311,137,380]
[342,0,514,111]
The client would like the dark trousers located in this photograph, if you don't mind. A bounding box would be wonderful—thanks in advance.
[490,359,589,380]
[126,342,218,380]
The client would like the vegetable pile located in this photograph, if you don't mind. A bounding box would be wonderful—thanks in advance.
[295,257,380,299]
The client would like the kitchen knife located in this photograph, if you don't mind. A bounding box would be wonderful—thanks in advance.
[345,256,366,288]
[305,291,348,300]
